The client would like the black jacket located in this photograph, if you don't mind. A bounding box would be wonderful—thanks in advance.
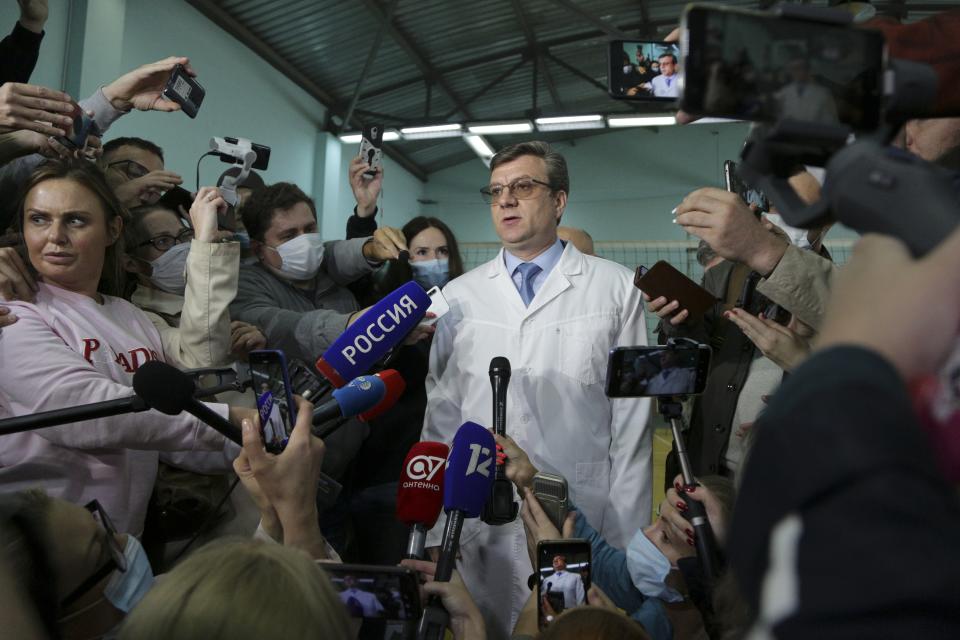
[0,22,43,85]
[730,346,960,639]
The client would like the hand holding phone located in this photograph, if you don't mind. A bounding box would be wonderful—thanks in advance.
[249,350,298,452]
[636,261,717,323]
[358,124,383,179]
[323,563,422,622]
[162,63,205,118]
[537,540,591,629]
[605,341,711,398]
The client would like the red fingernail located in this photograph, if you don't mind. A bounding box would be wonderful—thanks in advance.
[676,501,687,512]
[685,485,696,494]
[674,483,682,493]
[686,529,694,538]
[687,538,695,547]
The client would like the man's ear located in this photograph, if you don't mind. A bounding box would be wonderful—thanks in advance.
[554,191,568,223]
[250,239,266,262]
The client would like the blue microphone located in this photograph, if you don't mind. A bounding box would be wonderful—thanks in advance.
[315,281,431,387]
[417,422,495,640]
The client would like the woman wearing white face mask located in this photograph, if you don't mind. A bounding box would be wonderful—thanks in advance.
[123,188,266,368]
[0,490,156,640]
[404,216,464,291]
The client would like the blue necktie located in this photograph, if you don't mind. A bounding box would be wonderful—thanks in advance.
[516,262,542,307]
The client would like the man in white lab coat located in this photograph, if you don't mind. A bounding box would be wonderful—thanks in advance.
[422,141,651,639]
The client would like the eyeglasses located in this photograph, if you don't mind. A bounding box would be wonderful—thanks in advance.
[137,227,194,252]
[107,159,150,180]
[60,500,127,608]
[480,178,552,204]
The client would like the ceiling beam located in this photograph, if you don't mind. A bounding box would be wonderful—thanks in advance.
[544,50,609,96]
[360,0,476,120]
[545,0,632,39]
[347,18,673,105]
[441,56,529,120]
[342,0,400,129]
[509,0,565,113]
[185,0,428,181]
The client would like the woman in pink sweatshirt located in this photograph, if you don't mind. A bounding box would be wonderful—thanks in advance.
[0,160,255,534]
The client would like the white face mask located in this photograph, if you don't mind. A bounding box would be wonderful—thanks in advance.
[626,529,684,603]
[266,233,325,280]
[623,64,633,74]
[149,242,190,295]
[765,213,813,250]
[103,535,155,613]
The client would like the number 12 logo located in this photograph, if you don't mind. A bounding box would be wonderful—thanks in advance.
[465,443,493,478]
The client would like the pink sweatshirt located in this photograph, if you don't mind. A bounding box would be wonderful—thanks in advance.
[0,283,233,534]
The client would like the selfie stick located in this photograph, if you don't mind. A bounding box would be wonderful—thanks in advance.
[209,137,257,208]
[657,397,722,583]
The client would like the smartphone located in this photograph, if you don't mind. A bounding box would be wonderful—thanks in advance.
[422,286,449,326]
[635,261,717,321]
[608,40,682,100]
[358,124,383,178]
[162,64,205,119]
[248,350,297,453]
[605,342,711,398]
[723,160,769,212]
[532,473,568,531]
[56,102,97,150]
[323,563,421,639]
[537,539,591,629]
[680,3,885,130]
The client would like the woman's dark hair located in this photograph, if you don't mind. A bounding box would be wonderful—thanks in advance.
[0,491,61,639]
[401,216,464,279]
[16,159,128,297]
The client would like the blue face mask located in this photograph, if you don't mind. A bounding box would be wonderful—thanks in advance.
[103,535,155,613]
[234,231,251,248]
[626,529,684,603]
[410,258,449,290]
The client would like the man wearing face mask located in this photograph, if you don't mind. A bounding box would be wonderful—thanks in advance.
[230,182,407,481]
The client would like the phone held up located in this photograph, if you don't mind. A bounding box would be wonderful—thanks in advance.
[248,349,298,453]
[56,101,98,151]
[605,340,711,398]
[608,40,682,101]
[532,473,569,532]
[162,63,205,118]
[537,539,591,630]
[359,124,384,179]
[322,563,421,639]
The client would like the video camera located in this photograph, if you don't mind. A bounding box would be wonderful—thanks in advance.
[678,3,959,257]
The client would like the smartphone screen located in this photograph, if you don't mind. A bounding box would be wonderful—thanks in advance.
[537,540,591,629]
[681,4,884,130]
[608,40,682,100]
[249,350,296,451]
[322,563,421,639]
[724,160,769,212]
[359,124,384,178]
[606,344,711,398]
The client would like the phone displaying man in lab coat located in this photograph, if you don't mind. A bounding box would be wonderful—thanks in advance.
[421,141,652,639]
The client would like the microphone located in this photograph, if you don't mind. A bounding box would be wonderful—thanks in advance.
[311,370,406,440]
[397,442,449,560]
[0,396,149,437]
[132,361,242,445]
[315,281,431,387]
[481,356,518,525]
[417,422,495,640]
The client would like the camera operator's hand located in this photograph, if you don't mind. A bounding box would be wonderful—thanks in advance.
[675,187,789,276]
[362,226,408,262]
[0,82,74,137]
[113,169,183,207]
[189,186,234,243]
[492,433,538,492]
[102,56,196,113]
[349,155,383,218]
[665,474,728,547]
[642,293,690,326]
[17,0,48,33]
[230,321,267,360]
[817,230,960,381]
[725,308,811,371]
[519,488,576,571]
[401,560,486,640]
[0,246,36,302]
[233,396,330,558]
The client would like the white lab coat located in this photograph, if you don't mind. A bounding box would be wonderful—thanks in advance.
[422,243,652,639]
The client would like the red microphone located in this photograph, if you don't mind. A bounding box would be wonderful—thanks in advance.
[359,369,406,422]
[397,441,449,559]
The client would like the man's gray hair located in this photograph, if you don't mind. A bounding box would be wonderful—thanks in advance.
[489,141,570,196]
[696,239,718,268]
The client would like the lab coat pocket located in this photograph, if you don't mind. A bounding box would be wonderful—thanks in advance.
[559,328,605,386]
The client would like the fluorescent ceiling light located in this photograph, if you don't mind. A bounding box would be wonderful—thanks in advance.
[382,129,400,141]
[535,115,604,131]
[400,123,463,139]
[691,117,743,125]
[467,120,533,135]
[464,134,495,160]
[606,115,676,128]
[338,132,362,143]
